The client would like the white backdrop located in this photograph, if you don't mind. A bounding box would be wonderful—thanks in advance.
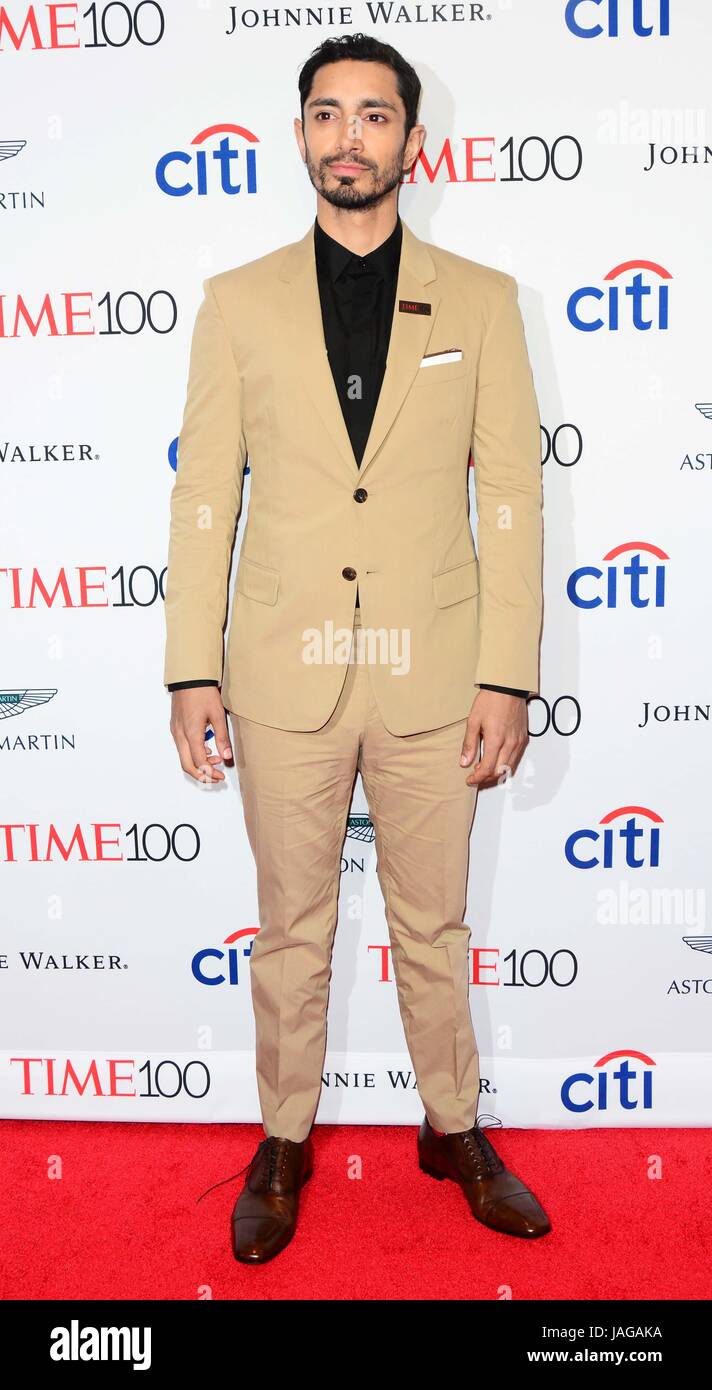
[2,0,710,1127]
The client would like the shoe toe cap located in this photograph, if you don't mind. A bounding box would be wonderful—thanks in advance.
[232,1216,289,1261]
[487,1190,551,1237]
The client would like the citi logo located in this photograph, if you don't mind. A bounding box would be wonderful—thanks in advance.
[192,927,257,986]
[567,541,668,608]
[156,123,259,197]
[565,0,670,38]
[565,805,663,869]
[50,1319,151,1369]
[567,259,672,331]
[561,1049,655,1113]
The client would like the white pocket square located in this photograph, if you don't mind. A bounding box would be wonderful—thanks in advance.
[419,349,463,368]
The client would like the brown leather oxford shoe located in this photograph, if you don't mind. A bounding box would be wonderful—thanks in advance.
[231,1133,314,1263]
[418,1116,551,1238]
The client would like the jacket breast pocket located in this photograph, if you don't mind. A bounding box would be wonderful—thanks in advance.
[432,557,479,607]
[236,555,280,606]
[412,357,468,388]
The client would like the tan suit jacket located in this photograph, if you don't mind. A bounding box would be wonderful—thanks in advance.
[163,218,543,735]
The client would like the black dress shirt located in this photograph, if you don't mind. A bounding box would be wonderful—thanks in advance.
[168,214,527,699]
[315,211,401,480]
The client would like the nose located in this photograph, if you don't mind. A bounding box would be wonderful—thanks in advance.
[340,115,365,152]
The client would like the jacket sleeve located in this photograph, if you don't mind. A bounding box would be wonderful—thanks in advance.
[471,274,543,697]
[163,276,247,688]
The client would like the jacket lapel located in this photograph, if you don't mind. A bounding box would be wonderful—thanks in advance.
[278,218,442,483]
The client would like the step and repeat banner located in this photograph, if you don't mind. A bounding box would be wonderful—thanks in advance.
[2,1,710,1127]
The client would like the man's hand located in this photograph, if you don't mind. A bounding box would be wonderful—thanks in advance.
[460,689,528,788]
[169,687,234,783]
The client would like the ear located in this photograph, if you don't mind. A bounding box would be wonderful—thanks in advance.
[294,115,305,160]
[404,123,426,172]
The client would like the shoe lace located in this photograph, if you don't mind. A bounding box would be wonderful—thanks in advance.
[266,1135,290,1186]
[195,1136,290,1205]
[461,1115,504,1176]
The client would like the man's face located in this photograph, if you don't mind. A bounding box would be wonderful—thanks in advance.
[295,59,424,212]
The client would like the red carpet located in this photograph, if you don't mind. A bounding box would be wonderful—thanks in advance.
[1,1119,710,1301]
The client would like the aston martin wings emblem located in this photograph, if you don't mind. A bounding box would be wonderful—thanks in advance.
[0,140,27,162]
[346,815,375,844]
[0,689,57,718]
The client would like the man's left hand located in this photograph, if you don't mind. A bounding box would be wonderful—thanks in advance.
[460,689,529,788]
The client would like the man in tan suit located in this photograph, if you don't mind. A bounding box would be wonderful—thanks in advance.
[165,33,550,1263]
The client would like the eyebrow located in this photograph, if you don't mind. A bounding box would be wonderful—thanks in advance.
[306,96,399,114]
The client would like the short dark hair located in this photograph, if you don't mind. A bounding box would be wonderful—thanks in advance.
[298,32,421,139]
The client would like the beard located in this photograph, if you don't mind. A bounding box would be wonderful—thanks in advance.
[304,139,407,211]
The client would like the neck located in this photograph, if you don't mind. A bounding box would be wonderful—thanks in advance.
[315,195,399,256]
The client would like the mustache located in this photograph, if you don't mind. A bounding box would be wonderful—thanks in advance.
[325,158,373,169]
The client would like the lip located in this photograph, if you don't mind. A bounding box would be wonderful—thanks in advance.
[329,162,368,174]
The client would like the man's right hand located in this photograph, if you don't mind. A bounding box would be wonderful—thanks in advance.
[169,687,234,783]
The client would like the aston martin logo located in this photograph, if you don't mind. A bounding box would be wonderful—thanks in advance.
[683,936,712,955]
[0,689,57,719]
[346,815,375,844]
[0,141,27,162]
[694,403,712,420]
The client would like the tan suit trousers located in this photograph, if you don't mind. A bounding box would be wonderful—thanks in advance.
[228,608,480,1142]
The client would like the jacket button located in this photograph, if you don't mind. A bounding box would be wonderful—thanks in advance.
[353,487,368,502]
[342,567,357,581]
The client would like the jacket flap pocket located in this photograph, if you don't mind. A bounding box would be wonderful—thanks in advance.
[236,556,280,606]
[433,557,479,607]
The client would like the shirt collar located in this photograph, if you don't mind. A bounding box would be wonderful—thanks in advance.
[314,213,402,283]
